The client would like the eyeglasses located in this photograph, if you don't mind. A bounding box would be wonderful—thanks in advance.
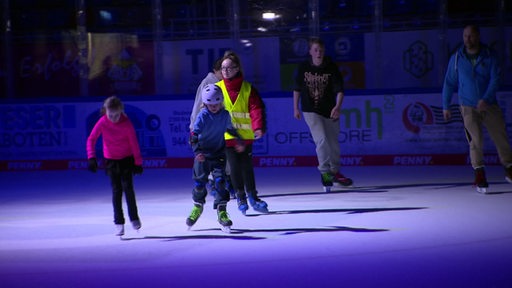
[221,66,238,72]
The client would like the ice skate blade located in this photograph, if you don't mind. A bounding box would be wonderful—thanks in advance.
[221,226,231,233]
[253,207,269,213]
[506,176,512,184]
[476,187,488,194]
[334,182,354,188]
[334,184,355,189]
[323,186,332,192]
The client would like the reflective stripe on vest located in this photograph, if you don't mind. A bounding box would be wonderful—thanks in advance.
[217,80,254,140]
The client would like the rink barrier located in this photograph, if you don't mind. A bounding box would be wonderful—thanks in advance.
[1,92,511,169]
[0,154,502,171]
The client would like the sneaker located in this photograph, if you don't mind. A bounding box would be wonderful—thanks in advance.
[505,165,512,184]
[131,220,141,230]
[186,203,203,227]
[333,172,353,187]
[474,167,489,194]
[115,224,125,236]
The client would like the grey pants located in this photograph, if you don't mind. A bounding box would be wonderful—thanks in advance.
[303,112,340,174]
[460,105,512,169]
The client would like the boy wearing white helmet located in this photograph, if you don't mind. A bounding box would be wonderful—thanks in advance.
[187,84,244,233]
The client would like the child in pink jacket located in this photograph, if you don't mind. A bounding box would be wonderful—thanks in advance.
[86,96,143,236]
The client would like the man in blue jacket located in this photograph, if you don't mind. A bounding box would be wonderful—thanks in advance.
[442,24,512,194]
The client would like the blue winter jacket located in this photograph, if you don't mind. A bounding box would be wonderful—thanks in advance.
[191,107,238,158]
[442,44,501,110]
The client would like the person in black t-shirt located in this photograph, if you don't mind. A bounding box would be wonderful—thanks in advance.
[293,37,353,192]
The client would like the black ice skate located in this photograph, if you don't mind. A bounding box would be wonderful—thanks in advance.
[474,167,489,194]
[217,204,232,233]
[186,203,203,229]
[321,172,333,192]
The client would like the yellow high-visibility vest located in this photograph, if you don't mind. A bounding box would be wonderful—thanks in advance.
[217,80,254,140]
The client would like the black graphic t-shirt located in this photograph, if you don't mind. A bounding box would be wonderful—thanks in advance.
[293,56,344,118]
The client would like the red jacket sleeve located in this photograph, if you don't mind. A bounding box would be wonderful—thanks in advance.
[248,86,266,132]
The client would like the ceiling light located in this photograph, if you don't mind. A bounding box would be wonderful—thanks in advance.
[262,12,277,20]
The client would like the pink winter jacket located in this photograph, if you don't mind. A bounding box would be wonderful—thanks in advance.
[86,114,143,165]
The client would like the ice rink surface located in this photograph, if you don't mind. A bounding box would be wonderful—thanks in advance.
[1,165,512,288]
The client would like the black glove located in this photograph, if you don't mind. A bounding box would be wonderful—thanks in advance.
[133,165,143,175]
[88,158,98,173]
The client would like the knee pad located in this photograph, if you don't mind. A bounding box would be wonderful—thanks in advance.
[194,181,205,191]
[214,177,225,189]
[214,177,225,186]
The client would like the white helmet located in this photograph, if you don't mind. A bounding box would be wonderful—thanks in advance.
[201,84,223,105]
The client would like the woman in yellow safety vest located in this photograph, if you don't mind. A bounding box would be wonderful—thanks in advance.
[216,51,269,215]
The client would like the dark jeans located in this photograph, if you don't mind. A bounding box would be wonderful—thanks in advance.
[105,156,140,225]
[225,145,257,199]
[192,155,229,209]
